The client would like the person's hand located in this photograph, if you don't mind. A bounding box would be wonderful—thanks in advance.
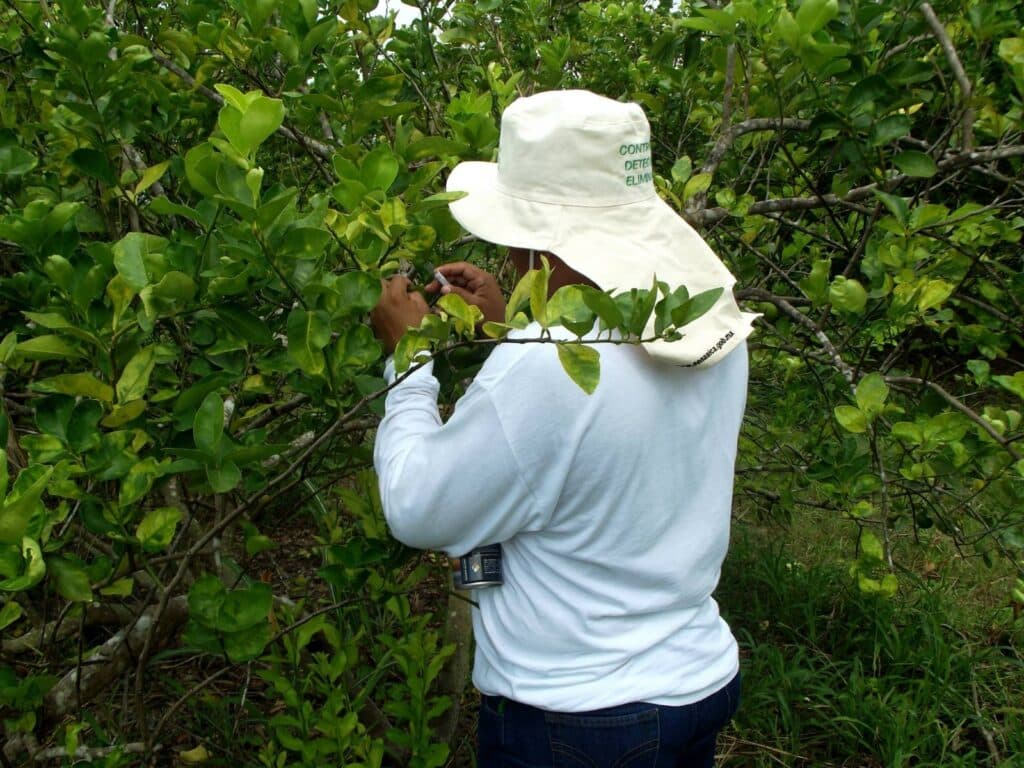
[370,276,430,353]
[426,261,506,324]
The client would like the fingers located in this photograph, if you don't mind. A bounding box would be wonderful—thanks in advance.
[437,261,492,290]
[384,275,412,294]
[408,290,429,312]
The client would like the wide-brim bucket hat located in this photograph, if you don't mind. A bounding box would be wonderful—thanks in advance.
[446,89,757,367]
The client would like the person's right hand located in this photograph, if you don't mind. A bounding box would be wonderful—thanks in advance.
[426,261,506,324]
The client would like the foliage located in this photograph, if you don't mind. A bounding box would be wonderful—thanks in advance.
[719,523,1024,766]
[0,0,1021,763]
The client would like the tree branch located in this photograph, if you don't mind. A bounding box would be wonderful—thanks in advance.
[920,3,974,150]
[736,287,856,384]
[696,145,1024,224]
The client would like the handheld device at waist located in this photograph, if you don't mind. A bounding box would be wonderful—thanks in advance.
[451,544,503,590]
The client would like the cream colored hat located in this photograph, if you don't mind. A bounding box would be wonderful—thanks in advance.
[445,89,757,367]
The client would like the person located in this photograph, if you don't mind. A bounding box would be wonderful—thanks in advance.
[370,90,757,768]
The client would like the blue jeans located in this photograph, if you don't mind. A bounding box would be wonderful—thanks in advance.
[477,673,740,768]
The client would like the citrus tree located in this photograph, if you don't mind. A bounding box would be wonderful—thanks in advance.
[0,0,1022,763]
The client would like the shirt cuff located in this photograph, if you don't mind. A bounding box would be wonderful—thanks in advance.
[383,355,436,385]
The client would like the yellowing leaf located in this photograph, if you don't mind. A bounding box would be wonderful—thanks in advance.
[31,374,113,403]
[179,745,210,764]
[682,172,712,202]
[117,346,156,403]
[556,343,600,395]
[134,161,170,197]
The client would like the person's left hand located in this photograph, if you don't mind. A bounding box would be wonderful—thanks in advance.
[370,276,429,353]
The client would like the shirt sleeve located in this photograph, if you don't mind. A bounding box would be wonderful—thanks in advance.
[373,357,541,555]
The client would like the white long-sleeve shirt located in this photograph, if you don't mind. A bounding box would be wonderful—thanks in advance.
[374,323,748,711]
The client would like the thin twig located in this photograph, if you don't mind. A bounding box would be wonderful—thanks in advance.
[885,376,1022,461]
[920,3,974,150]
[737,288,855,384]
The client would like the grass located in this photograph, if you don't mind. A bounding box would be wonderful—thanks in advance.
[717,513,1024,767]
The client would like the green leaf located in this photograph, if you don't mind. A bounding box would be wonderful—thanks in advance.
[582,287,625,328]
[48,556,93,602]
[188,575,227,627]
[0,600,23,630]
[835,405,868,433]
[31,374,113,403]
[69,148,116,186]
[107,274,136,329]
[362,146,400,190]
[214,305,273,345]
[437,293,484,334]
[891,422,923,444]
[917,279,953,313]
[152,271,197,303]
[113,233,162,291]
[530,259,550,327]
[671,287,724,328]
[481,321,511,339]
[860,530,884,562]
[799,259,831,304]
[0,538,46,592]
[243,97,286,149]
[670,156,692,184]
[119,457,165,507]
[219,96,286,156]
[872,189,909,225]
[828,277,868,313]
[134,161,170,197]
[136,506,182,552]
[546,286,595,333]
[775,9,801,48]
[217,582,272,632]
[0,145,37,176]
[922,412,968,444]
[194,392,225,455]
[287,308,332,376]
[206,461,241,493]
[682,172,712,202]
[243,523,276,556]
[16,335,82,361]
[795,0,838,35]
[100,577,134,597]
[894,150,938,178]
[505,270,536,322]
[855,373,889,418]
[280,227,330,259]
[184,143,220,196]
[334,271,381,317]
[993,372,1024,399]
[0,466,54,544]
[116,346,156,403]
[101,399,146,429]
[871,114,912,146]
[214,83,252,112]
[223,622,272,662]
[556,344,600,395]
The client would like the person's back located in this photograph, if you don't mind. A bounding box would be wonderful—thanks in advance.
[464,324,748,711]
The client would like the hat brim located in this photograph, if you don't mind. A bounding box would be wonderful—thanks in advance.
[446,161,758,367]
[446,161,560,252]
